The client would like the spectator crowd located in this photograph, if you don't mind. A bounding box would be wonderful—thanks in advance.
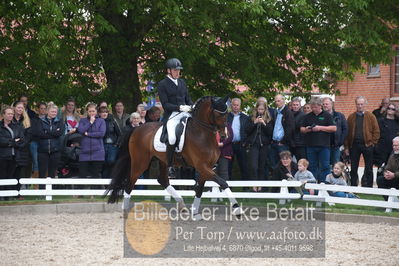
[1,94,399,201]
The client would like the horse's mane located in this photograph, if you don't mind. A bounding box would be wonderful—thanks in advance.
[192,96,214,117]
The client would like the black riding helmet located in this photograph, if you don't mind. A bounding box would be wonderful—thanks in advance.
[165,58,183,70]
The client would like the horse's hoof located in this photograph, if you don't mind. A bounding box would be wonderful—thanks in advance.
[232,207,244,216]
[180,206,190,214]
[192,213,203,221]
[121,198,130,210]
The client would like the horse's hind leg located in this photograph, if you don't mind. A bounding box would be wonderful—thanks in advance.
[158,161,187,210]
[191,179,205,221]
[122,155,152,210]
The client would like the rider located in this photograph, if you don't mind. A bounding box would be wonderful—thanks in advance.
[158,58,193,178]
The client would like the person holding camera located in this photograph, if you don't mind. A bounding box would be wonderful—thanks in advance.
[300,97,336,182]
[245,102,273,191]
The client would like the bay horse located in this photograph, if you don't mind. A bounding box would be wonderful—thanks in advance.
[106,96,243,219]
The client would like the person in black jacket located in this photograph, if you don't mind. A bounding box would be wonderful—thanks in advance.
[32,105,65,179]
[227,98,251,182]
[157,58,193,178]
[18,95,37,120]
[12,101,32,180]
[374,102,399,166]
[99,106,121,178]
[0,107,26,198]
[145,106,161,123]
[272,151,298,192]
[323,97,348,165]
[270,94,295,168]
[246,102,273,191]
[30,102,47,183]
[290,97,307,161]
[301,97,336,183]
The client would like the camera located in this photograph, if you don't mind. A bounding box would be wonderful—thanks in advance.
[307,124,316,129]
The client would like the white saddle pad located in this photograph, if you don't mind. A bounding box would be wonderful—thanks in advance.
[153,120,189,152]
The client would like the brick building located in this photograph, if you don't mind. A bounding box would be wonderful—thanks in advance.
[334,46,399,118]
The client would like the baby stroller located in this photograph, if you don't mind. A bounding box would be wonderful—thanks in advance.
[58,133,82,185]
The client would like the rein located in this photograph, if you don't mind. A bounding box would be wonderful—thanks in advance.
[192,116,217,131]
[191,107,227,132]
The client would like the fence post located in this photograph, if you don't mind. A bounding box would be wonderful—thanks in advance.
[45,177,52,201]
[385,188,399,213]
[164,194,171,201]
[315,183,334,207]
[279,179,288,205]
[211,186,219,202]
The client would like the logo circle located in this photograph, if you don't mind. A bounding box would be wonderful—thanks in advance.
[125,200,171,255]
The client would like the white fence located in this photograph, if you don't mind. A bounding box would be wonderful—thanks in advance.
[1,178,302,204]
[1,178,399,212]
[303,183,399,213]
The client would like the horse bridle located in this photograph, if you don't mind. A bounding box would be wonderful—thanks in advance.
[192,106,227,132]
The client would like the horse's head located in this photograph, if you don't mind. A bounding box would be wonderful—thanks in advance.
[211,96,229,130]
[191,95,229,131]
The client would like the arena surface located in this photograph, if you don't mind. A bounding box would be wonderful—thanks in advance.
[1,210,398,265]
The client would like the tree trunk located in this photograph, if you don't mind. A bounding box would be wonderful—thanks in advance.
[97,36,141,112]
[96,6,143,113]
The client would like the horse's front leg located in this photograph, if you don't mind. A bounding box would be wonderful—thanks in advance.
[200,166,243,216]
[192,180,205,221]
[212,175,244,216]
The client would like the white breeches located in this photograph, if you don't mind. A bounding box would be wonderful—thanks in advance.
[166,111,191,145]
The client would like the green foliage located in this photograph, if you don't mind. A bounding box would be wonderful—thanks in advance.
[1,0,398,110]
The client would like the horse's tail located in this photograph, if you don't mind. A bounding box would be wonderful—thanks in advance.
[105,128,134,203]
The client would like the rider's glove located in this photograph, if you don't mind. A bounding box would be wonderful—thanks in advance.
[179,105,192,112]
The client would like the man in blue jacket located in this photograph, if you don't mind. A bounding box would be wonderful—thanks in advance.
[227,98,250,182]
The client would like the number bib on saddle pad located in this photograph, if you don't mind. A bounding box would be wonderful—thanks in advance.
[153,113,190,152]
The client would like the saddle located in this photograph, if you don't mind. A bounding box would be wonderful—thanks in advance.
[154,116,190,153]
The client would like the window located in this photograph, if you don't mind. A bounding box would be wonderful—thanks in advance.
[367,64,380,77]
[395,48,399,93]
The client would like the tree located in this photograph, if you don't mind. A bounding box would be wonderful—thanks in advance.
[1,0,398,109]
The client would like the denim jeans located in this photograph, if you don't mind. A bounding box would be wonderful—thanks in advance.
[102,144,119,178]
[30,141,39,172]
[330,146,341,166]
[331,191,357,198]
[307,146,331,183]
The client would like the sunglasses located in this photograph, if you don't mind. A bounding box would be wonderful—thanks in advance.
[387,107,396,111]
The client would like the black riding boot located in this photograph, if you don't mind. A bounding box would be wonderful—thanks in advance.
[166,144,176,178]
